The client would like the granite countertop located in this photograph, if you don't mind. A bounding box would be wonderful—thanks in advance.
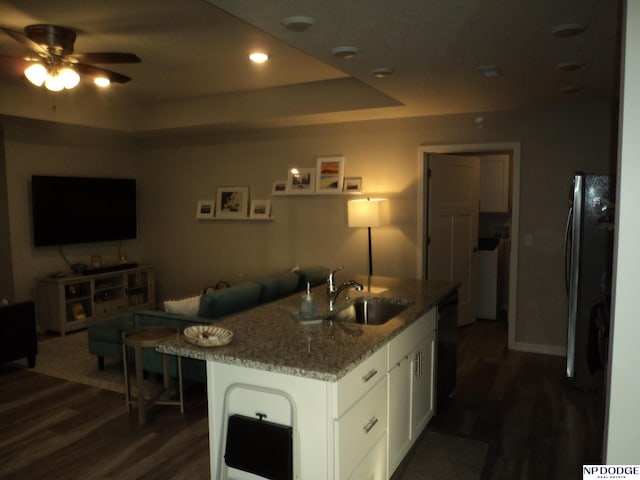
[156,275,458,382]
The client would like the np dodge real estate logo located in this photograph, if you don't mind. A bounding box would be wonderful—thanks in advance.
[584,465,640,479]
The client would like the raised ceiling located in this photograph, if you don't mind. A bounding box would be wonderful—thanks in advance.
[0,0,622,132]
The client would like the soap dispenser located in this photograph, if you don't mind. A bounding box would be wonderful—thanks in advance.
[300,282,316,319]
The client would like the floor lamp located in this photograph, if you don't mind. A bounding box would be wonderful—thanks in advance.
[347,198,390,276]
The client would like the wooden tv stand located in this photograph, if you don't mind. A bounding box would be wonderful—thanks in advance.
[36,265,155,335]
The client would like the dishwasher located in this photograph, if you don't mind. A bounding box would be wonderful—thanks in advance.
[436,290,458,412]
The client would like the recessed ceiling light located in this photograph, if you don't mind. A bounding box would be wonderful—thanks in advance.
[552,23,588,38]
[561,84,585,93]
[282,16,316,32]
[332,46,360,59]
[371,67,394,78]
[249,52,269,63]
[476,65,502,78]
[556,60,586,71]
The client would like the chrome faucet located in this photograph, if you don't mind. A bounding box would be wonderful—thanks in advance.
[327,266,364,310]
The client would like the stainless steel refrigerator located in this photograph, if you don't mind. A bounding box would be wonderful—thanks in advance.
[564,172,614,391]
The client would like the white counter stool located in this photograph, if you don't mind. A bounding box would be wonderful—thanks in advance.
[122,325,184,425]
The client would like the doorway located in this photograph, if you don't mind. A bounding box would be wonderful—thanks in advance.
[417,143,521,350]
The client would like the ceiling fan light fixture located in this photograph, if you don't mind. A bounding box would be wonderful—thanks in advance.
[94,77,110,88]
[59,67,80,89]
[24,63,47,86]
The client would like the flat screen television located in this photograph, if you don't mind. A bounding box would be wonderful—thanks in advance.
[31,175,137,247]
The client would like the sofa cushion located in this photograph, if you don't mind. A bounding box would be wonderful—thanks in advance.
[257,272,301,303]
[198,282,262,319]
[163,294,201,316]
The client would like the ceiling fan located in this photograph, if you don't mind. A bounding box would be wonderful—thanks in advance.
[0,24,141,91]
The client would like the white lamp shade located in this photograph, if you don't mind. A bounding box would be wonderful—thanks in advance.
[44,75,64,92]
[24,63,47,86]
[59,67,80,89]
[348,198,390,227]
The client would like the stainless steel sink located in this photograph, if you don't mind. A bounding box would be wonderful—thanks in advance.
[327,298,412,325]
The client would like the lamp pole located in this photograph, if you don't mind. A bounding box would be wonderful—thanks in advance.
[367,226,373,276]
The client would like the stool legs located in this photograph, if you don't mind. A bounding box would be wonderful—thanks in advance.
[122,338,184,424]
[134,344,147,425]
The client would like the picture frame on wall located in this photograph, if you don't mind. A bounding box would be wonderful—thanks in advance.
[343,177,363,192]
[195,200,215,219]
[316,156,344,193]
[215,186,249,219]
[287,168,316,193]
[271,180,288,195]
[249,200,271,219]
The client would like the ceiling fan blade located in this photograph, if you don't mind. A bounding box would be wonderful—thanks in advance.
[71,52,141,64]
[75,63,132,83]
[1,26,50,57]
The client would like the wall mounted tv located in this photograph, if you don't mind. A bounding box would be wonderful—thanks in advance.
[31,175,137,247]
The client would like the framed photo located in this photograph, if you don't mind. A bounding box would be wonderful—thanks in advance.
[272,180,288,195]
[287,168,316,193]
[249,200,271,219]
[195,200,215,219]
[316,156,344,193]
[215,186,249,219]
[343,177,363,192]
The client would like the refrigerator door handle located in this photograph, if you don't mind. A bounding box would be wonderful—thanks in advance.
[564,206,573,294]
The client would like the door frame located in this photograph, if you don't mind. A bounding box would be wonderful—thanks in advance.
[417,142,521,351]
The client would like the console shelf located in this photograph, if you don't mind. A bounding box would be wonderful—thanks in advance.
[37,265,155,335]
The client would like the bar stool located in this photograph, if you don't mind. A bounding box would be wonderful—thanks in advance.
[122,325,184,424]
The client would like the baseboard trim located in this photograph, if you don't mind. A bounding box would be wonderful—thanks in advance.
[511,340,566,356]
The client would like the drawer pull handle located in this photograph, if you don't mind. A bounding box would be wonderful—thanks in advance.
[363,416,379,434]
[362,369,378,383]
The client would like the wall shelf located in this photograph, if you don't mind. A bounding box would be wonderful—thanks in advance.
[271,191,363,198]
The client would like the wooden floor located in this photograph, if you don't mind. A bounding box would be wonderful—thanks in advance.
[0,320,604,479]
[428,320,605,480]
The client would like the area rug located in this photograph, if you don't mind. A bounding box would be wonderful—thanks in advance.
[15,331,159,395]
[401,431,488,480]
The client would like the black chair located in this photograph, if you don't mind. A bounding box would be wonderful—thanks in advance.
[0,301,38,367]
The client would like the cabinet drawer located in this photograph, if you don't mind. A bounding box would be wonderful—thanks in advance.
[388,308,436,368]
[335,376,388,479]
[334,345,388,416]
[347,432,387,480]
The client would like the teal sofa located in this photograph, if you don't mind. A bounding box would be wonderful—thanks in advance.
[87,267,329,383]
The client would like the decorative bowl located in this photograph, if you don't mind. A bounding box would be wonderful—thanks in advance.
[183,325,233,347]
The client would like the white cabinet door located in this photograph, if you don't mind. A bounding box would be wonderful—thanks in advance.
[411,329,436,437]
[479,154,510,213]
[387,356,411,476]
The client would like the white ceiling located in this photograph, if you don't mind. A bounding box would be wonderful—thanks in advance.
[0,0,622,132]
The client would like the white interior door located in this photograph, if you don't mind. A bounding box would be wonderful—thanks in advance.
[427,153,479,326]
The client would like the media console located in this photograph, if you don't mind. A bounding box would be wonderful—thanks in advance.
[36,265,154,335]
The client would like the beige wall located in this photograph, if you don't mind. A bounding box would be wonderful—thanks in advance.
[1,100,615,352]
[1,117,140,301]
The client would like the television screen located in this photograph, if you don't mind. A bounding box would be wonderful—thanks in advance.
[31,175,137,247]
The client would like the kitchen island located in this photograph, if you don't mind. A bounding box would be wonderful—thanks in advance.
[157,275,458,479]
